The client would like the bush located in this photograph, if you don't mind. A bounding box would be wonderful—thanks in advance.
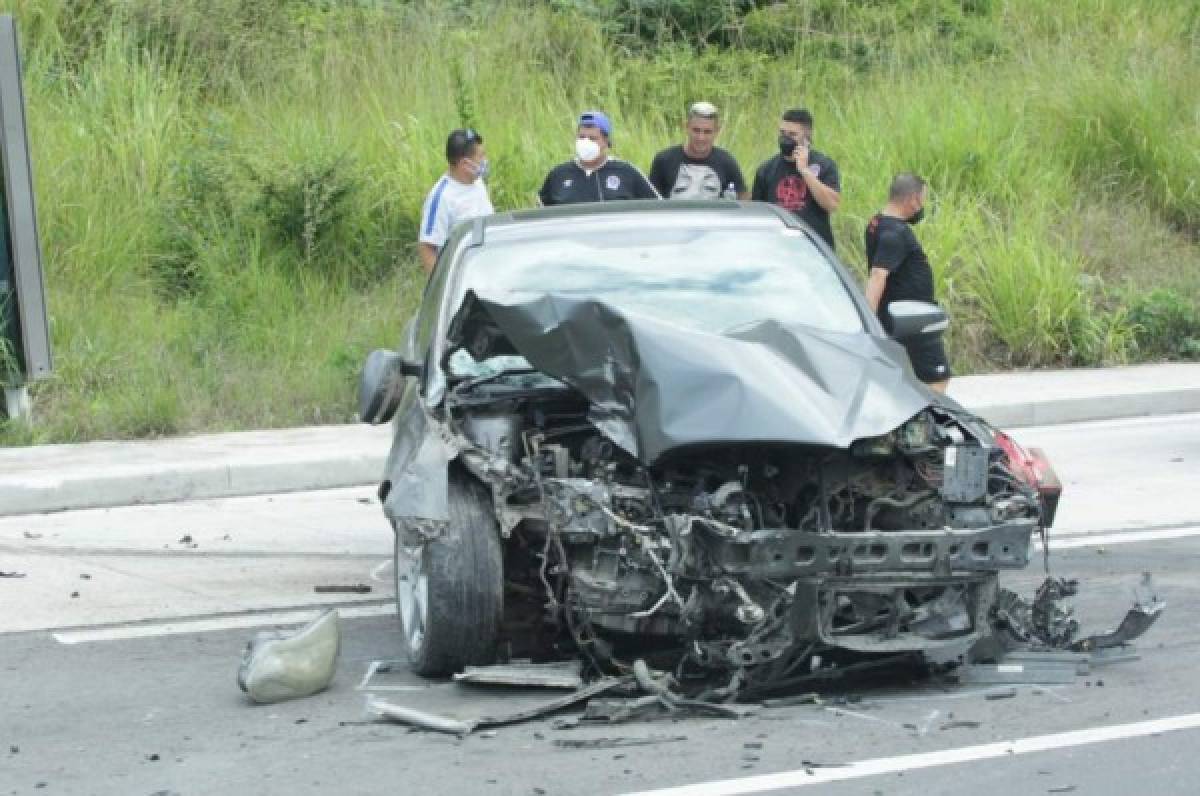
[250,153,357,273]
[1128,289,1200,361]
[151,121,239,298]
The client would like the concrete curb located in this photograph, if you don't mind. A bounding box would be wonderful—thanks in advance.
[0,426,391,517]
[2,364,1198,517]
[963,386,1200,429]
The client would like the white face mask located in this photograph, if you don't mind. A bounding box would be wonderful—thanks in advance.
[575,137,601,162]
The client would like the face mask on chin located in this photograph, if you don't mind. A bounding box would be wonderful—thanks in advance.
[907,206,925,225]
[575,137,601,162]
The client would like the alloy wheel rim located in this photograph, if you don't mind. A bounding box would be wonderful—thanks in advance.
[395,543,428,654]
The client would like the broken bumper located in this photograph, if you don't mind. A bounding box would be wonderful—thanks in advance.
[790,574,998,653]
[706,520,1037,578]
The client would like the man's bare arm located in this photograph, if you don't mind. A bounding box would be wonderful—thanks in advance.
[418,243,439,276]
[802,168,841,213]
[865,267,889,314]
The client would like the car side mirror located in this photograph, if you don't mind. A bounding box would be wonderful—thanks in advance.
[888,301,949,341]
[358,349,421,425]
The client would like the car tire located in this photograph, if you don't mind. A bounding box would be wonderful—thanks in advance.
[395,474,504,676]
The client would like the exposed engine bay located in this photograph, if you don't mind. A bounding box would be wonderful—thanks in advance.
[443,367,1054,693]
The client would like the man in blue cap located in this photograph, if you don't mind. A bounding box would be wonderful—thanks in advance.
[539,110,659,205]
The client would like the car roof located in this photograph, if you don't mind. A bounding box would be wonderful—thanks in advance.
[478,199,795,241]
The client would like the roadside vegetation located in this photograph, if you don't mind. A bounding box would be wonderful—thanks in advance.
[3,0,1198,443]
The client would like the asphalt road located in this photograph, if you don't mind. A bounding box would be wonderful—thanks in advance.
[2,413,1198,796]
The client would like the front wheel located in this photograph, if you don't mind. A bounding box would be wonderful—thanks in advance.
[394,474,504,676]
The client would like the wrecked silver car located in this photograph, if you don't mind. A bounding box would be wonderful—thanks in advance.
[359,201,1062,691]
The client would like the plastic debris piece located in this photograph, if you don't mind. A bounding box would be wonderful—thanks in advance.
[237,609,340,704]
[553,735,687,749]
[959,662,1076,685]
[984,687,1018,700]
[1070,575,1164,652]
[454,660,584,689]
[762,692,821,709]
[369,676,632,735]
[1089,646,1141,666]
[365,696,476,736]
[313,584,372,594]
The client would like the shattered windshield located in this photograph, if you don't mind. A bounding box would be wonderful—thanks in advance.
[458,223,863,337]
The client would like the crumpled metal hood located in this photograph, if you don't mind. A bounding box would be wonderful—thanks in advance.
[449,291,934,463]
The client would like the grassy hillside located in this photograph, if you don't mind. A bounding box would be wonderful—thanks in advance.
[3,0,1199,443]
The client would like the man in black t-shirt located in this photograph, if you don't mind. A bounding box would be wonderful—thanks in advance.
[864,172,951,392]
[539,110,660,206]
[649,101,747,200]
[751,108,841,249]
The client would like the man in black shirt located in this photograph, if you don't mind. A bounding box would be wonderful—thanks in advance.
[648,101,747,200]
[751,108,841,249]
[539,110,659,206]
[864,172,950,392]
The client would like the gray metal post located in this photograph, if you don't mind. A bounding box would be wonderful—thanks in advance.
[0,14,51,423]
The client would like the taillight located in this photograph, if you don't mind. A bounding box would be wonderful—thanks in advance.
[994,431,1062,527]
[993,431,1037,486]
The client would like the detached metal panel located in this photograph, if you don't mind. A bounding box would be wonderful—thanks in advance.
[0,14,51,380]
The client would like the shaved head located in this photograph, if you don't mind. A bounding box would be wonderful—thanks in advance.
[888,172,927,201]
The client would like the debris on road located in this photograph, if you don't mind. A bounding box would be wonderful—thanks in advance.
[453,661,584,689]
[368,677,630,736]
[957,572,1164,690]
[366,697,477,736]
[990,573,1163,655]
[238,609,340,704]
[0,570,25,578]
[1072,574,1164,652]
[1090,648,1140,666]
[984,687,1018,700]
[761,692,821,709]
[552,735,687,749]
[22,531,41,539]
[313,584,372,594]
[957,662,1077,686]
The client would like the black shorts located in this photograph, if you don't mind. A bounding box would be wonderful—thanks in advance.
[902,335,952,383]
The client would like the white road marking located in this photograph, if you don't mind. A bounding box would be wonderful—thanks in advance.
[1038,525,1200,550]
[53,603,394,644]
[622,712,1200,796]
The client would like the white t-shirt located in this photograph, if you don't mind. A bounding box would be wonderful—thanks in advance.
[418,175,494,248]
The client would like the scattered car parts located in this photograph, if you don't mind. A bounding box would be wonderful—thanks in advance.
[238,609,340,704]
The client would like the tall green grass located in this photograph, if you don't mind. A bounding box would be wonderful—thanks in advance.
[3,0,1198,442]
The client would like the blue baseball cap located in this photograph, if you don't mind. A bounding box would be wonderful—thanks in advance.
[577,110,612,139]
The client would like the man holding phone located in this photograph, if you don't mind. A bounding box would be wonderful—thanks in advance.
[751,108,841,249]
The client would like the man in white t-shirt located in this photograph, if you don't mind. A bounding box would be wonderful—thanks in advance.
[418,128,494,275]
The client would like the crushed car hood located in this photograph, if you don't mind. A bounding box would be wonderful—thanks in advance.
[448,291,934,463]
